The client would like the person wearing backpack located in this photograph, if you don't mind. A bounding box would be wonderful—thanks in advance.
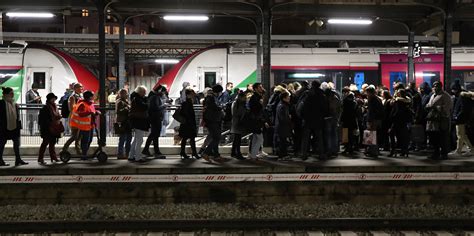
[62,83,84,155]
[59,83,74,135]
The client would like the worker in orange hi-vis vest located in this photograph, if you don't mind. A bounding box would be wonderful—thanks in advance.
[70,91,101,160]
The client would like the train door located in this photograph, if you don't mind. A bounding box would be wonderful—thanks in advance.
[25,67,52,102]
[198,67,223,91]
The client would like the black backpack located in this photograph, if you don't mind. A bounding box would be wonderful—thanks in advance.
[61,96,70,118]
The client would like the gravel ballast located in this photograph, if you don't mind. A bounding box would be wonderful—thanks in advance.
[1,203,474,221]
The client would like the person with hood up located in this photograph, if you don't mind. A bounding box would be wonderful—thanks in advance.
[142,85,168,159]
[202,85,225,161]
[389,89,412,157]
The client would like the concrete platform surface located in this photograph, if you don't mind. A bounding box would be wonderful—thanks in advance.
[0,151,473,176]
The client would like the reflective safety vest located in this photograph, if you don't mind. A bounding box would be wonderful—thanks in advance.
[69,100,95,131]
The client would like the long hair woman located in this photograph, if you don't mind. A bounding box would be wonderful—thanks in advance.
[0,87,28,166]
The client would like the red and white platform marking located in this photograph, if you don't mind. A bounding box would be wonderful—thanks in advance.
[0,172,473,184]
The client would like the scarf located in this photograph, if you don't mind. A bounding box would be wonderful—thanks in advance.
[48,102,61,121]
[5,98,17,131]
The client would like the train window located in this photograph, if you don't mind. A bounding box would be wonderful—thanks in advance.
[389,72,406,94]
[33,72,46,89]
[204,72,216,88]
[420,71,440,87]
[354,72,365,91]
[452,70,474,91]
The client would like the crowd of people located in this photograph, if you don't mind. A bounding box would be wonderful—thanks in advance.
[0,78,473,166]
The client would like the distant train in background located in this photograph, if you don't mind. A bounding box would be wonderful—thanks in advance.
[156,46,474,99]
[0,44,98,103]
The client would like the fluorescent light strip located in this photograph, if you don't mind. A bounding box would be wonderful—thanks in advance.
[163,15,209,21]
[6,12,54,18]
[291,73,325,78]
[155,59,180,64]
[416,73,436,77]
[327,19,372,25]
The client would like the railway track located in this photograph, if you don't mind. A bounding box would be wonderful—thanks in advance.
[1,219,474,234]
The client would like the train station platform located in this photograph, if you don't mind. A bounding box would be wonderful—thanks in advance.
[1,150,473,205]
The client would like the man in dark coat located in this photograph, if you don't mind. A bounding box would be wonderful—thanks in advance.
[298,80,328,160]
[274,91,292,159]
[202,85,224,161]
[365,85,384,157]
[143,85,167,158]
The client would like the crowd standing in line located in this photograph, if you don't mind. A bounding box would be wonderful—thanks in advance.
[0,77,473,165]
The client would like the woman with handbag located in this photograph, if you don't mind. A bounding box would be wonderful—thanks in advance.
[38,93,63,164]
[0,87,28,166]
[115,89,132,160]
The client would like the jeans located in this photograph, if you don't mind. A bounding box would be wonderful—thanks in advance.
[63,118,70,135]
[144,122,162,154]
[455,124,473,152]
[204,124,221,156]
[63,127,81,154]
[80,130,93,157]
[393,124,409,154]
[0,136,21,162]
[301,127,325,157]
[250,133,264,158]
[324,118,339,155]
[118,132,132,156]
[27,111,38,135]
[130,129,145,161]
[231,133,242,156]
[39,137,57,160]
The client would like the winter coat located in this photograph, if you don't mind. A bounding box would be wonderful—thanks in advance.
[248,92,266,133]
[325,90,342,119]
[129,92,150,131]
[340,93,358,129]
[275,101,292,138]
[367,95,384,123]
[39,103,61,139]
[266,85,286,124]
[453,91,473,125]
[148,91,166,124]
[230,100,247,134]
[203,95,223,128]
[0,100,21,140]
[390,96,413,127]
[299,88,328,129]
[426,91,453,119]
[179,99,197,138]
[115,98,131,133]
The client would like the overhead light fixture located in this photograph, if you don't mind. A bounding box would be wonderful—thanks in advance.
[6,12,54,18]
[290,73,325,79]
[155,59,180,64]
[327,18,372,25]
[163,15,209,21]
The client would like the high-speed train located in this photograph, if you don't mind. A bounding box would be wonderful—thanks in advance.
[156,46,474,98]
[0,45,98,103]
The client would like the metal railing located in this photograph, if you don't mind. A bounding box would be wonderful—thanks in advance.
[16,104,241,146]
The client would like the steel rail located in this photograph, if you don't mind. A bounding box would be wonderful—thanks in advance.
[0,218,473,233]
